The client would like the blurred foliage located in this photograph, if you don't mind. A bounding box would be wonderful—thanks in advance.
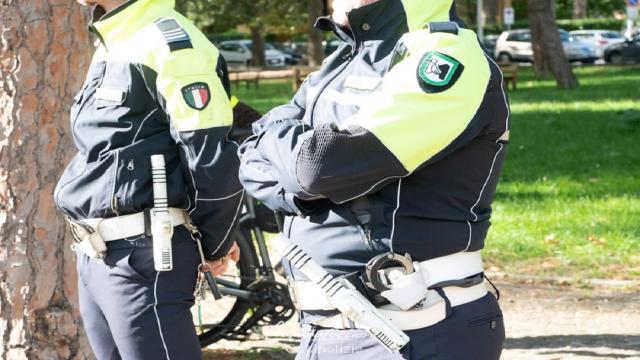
[176,0,629,38]
[483,18,627,35]
[463,0,627,26]
[175,0,307,37]
[547,0,627,19]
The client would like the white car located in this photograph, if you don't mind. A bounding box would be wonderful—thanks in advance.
[218,40,286,67]
[494,29,598,64]
[570,30,626,58]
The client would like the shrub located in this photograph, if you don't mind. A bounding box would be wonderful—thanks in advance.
[484,18,626,35]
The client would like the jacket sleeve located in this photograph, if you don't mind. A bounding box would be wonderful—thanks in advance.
[157,48,243,260]
[240,28,507,205]
[237,79,317,215]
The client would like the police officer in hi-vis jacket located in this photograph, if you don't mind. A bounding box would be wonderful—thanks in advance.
[55,1,245,358]
[238,0,509,358]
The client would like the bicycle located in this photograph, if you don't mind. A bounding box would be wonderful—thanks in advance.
[194,194,295,347]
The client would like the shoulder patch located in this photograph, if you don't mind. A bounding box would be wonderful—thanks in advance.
[155,18,192,52]
[181,82,210,110]
[417,51,464,93]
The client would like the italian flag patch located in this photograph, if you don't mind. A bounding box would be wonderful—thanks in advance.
[181,82,211,110]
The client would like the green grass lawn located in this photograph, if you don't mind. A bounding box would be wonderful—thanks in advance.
[234,65,640,280]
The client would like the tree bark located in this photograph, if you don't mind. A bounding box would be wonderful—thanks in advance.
[527,0,579,88]
[0,1,93,359]
[483,0,500,24]
[250,25,266,67]
[572,0,588,19]
[307,0,325,66]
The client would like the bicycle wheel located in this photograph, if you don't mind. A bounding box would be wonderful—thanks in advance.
[195,227,258,347]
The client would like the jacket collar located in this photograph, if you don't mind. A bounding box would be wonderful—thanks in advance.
[400,0,455,31]
[90,0,175,46]
[316,0,457,47]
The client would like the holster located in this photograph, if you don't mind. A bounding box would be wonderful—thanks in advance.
[69,220,107,260]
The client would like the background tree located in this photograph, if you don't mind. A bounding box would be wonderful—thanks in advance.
[307,0,325,66]
[0,1,93,358]
[176,0,306,66]
[573,0,589,19]
[483,0,500,24]
[527,0,579,88]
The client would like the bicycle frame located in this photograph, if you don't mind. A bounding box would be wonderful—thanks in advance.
[215,194,276,301]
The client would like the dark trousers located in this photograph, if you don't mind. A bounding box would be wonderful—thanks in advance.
[296,293,505,360]
[76,229,202,360]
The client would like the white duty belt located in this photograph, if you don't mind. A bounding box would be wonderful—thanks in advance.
[289,251,488,331]
[68,208,188,260]
[81,208,188,241]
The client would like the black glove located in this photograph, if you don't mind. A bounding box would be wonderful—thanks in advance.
[230,101,262,143]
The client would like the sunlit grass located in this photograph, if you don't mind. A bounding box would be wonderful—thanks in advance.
[236,65,640,280]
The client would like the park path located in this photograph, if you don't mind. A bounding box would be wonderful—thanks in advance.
[204,281,640,360]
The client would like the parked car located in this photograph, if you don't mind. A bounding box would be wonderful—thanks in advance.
[272,43,304,65]
[482,34,500,58]
[570,30,626,58]
[218,40,287,67]
[604,34,640,64]
[482,34,500,56]
[494,29,598,64]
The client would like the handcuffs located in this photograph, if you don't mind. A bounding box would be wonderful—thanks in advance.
[364,252,415,292]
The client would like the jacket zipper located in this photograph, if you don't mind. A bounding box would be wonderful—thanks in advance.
[111,196,120,216]
[365,227,374,250]
[111,150,121,216]
[70,83,91,150]
[342,205,375,252]
[309,47,357,126]
[357,225,375,251]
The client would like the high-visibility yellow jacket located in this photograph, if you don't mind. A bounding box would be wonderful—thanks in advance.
[55,0,242,259]
[239,0,510,272]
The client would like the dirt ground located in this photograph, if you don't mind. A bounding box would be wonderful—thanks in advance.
[203,281,640,360]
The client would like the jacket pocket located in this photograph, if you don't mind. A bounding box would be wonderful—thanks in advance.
[55,154,88,217]
[113,151,152,214]
[124,247,156,282]
[468,311,503,327]
[95,85,128,109]
[55,152,117,218]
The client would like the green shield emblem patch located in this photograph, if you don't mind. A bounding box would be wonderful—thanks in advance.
[417,51,464,93]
